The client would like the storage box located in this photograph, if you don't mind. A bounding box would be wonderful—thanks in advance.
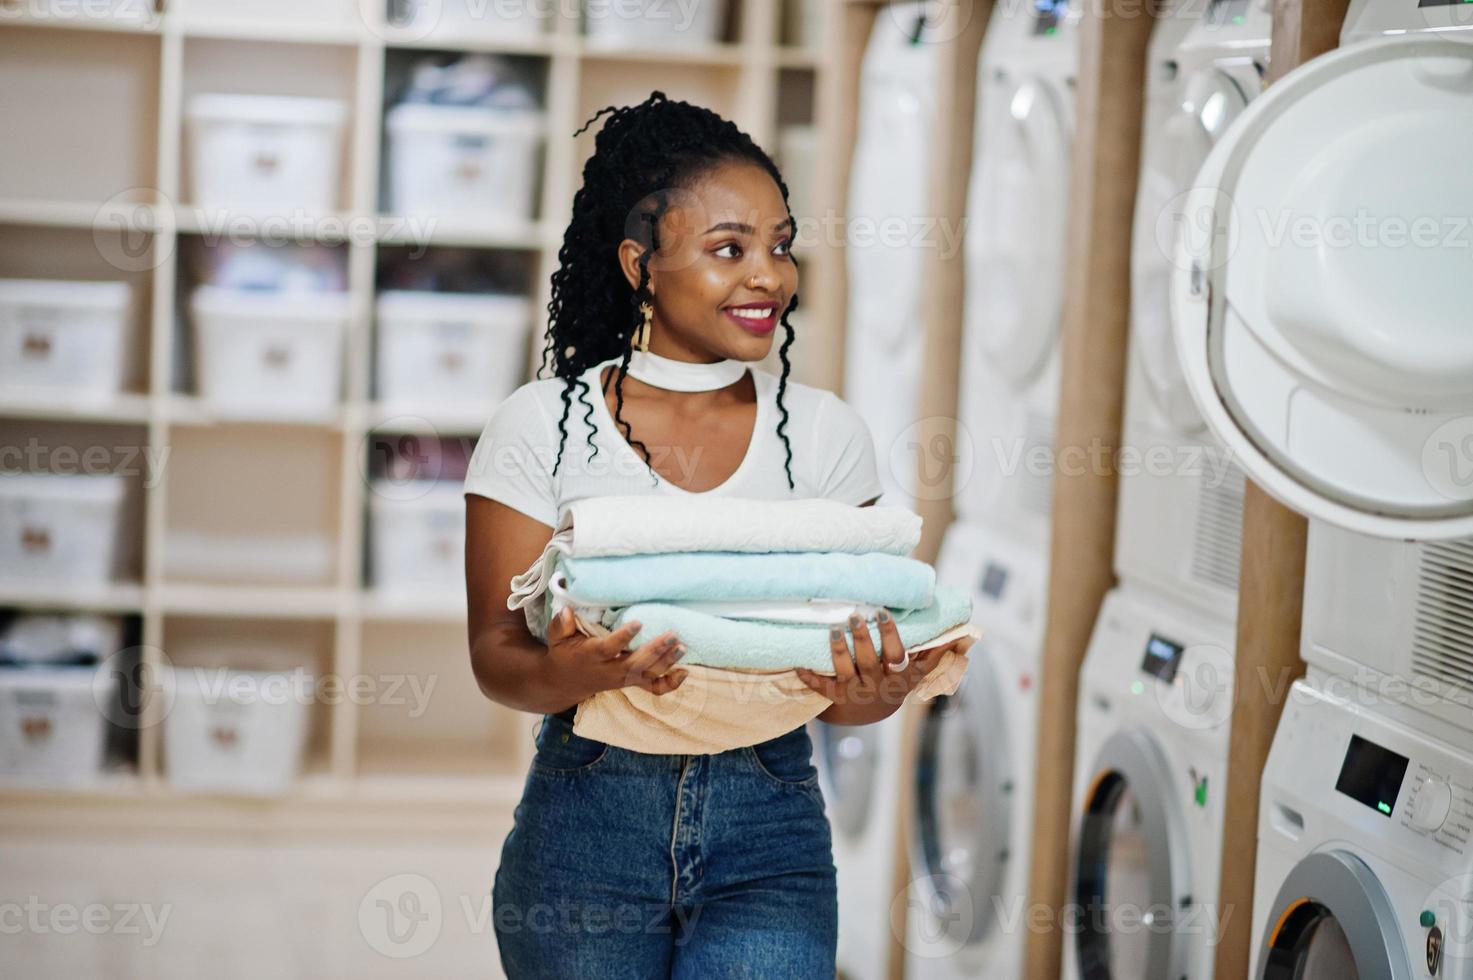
[0,666,110,786]
[186,94,348,211]
[385,103,543,218]
[390,0,551,39]
[0,278,132,403]
[190,285,349,418]
[162,642,315,796]
[0,473,127,586]
[368,480,466,593]
[583,0,727,47]
[374,290,530,409]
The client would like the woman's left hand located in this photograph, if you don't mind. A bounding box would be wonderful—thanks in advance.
[796,610,976,725]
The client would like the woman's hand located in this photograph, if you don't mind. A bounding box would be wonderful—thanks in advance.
[796,610,975,725]
[542,605,688,710]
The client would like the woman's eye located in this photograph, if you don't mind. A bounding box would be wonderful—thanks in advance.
[714,243,742,258]
[774,239,793,257]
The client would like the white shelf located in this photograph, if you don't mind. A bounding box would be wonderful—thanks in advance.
[0,392,152,424]
[0,8,161,34]
[357,588,467,622]
[160,395,349,430]
[375,213,553,250]
[0,581,146,614]
[158,583,346,619]
[179,17,366,45]
[0,196,164,231]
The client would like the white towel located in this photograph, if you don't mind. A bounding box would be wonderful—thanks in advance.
[548,570,887,626]
[508,496,924,626]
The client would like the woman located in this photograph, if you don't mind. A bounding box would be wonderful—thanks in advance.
[463,91,974,978]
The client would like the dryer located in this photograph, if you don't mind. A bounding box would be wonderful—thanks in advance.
[1169,30,1473,543]
[905,518,1046,979]
[814,710,907,980]
[844,0,942,512]
[953,0,1079,538]
[1115,0,1270,617]
[1064,586,1236,980]
[1251,672,1473,979]
[1302,524,1473,739]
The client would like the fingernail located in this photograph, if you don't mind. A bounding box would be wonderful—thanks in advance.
[877,608,891,622]
[674,645,687,658]
[664,634,678,647]
[848,613,862,627]
[830,627,843,642]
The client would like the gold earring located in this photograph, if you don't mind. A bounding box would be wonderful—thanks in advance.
[634,302,653,351]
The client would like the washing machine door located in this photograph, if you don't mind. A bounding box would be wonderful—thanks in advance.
[911,651,1012,947]
[1255,850,1412,979]
[813,721,880,839]
[1171,36,1473,539]
[967,72,1073,389]
[847,3,935,355]
[1072,727,1191,979]
[1133,63,1253,434]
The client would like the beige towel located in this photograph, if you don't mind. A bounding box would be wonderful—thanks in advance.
[569,618,981,755]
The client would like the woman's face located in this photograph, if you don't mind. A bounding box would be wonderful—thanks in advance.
[619,160,799,363]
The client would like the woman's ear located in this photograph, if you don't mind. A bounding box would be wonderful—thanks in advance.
[617,238,655,297]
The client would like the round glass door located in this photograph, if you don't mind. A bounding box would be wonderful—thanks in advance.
[911,655,1011,947]
[1073,728,1188,979]
[1171,38,1473,539]
[1256,851,1410,980]
[967,73,1072,389]
[813,721,879,839]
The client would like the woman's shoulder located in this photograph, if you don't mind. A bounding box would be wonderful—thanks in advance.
[751,366,867,433]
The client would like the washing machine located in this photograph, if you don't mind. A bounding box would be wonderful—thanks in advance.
[953,0,1079,537]
[843,0,942,512]
[1169,30,1473,543]
[904,518,1046,979]
[1115,0,1271,617]
[814,709,907,980]
[1064,586,1236,980]
[1250,671,1473,978]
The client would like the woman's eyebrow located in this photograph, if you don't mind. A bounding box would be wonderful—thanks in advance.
[703,217,796,235]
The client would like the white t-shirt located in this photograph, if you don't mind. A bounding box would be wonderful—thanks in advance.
[463,356,885,527]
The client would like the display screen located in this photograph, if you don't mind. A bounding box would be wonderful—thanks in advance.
[1140,633,1185,682]
[1206,0,1250,25]
[980,562,1008,600]
[1335,735,1409,818]
[1032,0,1068,35]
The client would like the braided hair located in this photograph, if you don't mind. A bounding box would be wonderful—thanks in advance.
[538,90,799,491]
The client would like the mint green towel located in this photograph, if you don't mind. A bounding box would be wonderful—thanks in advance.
[558,550,935,610]
[604,584,973,672]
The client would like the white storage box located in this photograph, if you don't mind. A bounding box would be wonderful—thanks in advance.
[368,480,465,593]
[190,285,349,418]
[164,528,335,585]
[583,0,727,47]
[0,473,127,586]
[186,94,348,211]
[0,278,132,402]
[0,667,110,786]
[162,643,314,796]
[385,103,543,218]
[391,0,551,40]
[375,290,531,409]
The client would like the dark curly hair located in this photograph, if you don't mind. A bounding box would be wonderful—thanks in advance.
[538,90,799,491]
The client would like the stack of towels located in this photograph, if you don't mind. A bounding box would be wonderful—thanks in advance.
[507,495,981,754]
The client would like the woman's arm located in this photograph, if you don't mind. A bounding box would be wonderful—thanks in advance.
[464,494,581,715]
[465,495,688,714]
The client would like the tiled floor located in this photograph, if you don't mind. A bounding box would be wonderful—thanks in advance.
[1,820,516,979]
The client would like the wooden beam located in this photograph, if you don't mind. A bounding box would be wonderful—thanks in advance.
[811,0,877,394]
[913,0,993,568]
[1210,1,1348,974]
[1022,2,1156,976]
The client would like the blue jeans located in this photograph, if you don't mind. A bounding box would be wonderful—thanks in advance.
[492,709,838,979]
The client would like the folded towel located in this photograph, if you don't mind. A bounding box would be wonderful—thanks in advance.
[508,496,924,624]
[604,584,973,672]
[554,550,936,609]
[570,621,981,754]
[550,570,889,625]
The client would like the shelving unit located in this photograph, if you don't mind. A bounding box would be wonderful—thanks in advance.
[0,0,833,822]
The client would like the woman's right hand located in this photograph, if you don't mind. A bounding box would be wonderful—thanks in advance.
[543,605,688,705]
